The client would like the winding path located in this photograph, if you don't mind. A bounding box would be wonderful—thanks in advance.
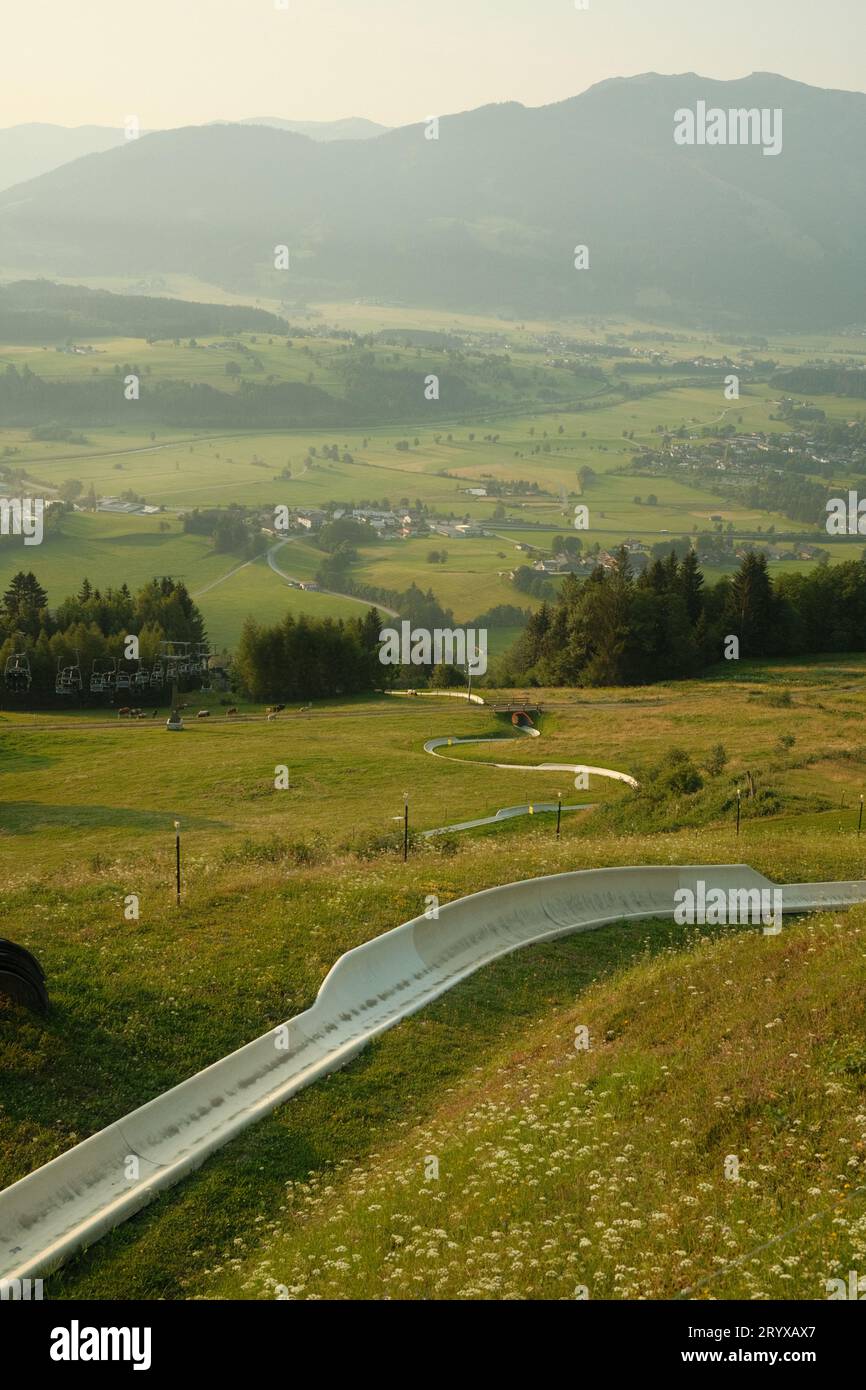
[267,539,400,616]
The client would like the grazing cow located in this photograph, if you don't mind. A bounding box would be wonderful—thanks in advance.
[197,710,211,719]
[226,707,238,717]
[117,707,131,718]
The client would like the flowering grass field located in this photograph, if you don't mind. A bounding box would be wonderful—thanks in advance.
[212,911,866,1301]
[1,658,865,1297]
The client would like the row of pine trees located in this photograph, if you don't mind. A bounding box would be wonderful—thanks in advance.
[0,572,207,698]
[6,549,866,702]
[501,548,866,686]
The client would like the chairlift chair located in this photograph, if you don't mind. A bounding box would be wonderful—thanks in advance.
[55,650,82,696]
[159,639,191,664]
[89,657,116,695]
[5,652,32,692]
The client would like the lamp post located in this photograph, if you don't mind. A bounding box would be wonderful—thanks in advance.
[736,789,741,839]
[403,791,409,862]
[174,819,182,905]
[859,795,863,837]
[556,792,562,839]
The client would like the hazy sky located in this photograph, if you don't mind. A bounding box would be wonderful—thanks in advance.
[2,0,864,129]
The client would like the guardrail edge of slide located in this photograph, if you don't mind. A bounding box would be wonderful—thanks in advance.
[2,863,865,1282]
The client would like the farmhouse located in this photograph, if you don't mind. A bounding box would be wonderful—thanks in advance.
[352,508,399,526]
[96,497,159,516]
[533,558,570,575]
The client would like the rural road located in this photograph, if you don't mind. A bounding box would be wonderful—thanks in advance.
[189,539,400,616]
[266,539,400,616]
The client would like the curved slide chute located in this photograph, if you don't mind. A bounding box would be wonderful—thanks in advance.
[421,709,638,834]
[2,864,864,1283]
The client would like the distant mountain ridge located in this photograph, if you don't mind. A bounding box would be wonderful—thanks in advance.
[0,116,388,192]
[1,74,863,327]
[0,123,130,193]
[238,117,389,140]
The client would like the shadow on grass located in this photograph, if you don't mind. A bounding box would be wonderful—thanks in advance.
[0,804,226,834]
[0,742,59,773]
[107,531,192,549]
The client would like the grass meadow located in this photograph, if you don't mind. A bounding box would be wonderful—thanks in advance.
[1,659,865,1297]
[2,293,865,1302]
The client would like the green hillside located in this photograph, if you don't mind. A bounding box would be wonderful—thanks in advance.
[1,660,866,1297]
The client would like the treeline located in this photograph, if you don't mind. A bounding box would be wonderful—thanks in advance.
[337,360,493,415]
[637,446,838,529]
[500,548,866,686]
[472,603,530,628]
[235,608,385,702]
[742,473,831,526]
[182,505,268,558]
[773,366,866,399]
[0,280,289,343]
[512,565,555,600]
[314,575,457,632]
[0,572,207,701]
[0,348,585,432]
[0,363,491,431]
[0,366,350,429]
[233,581,482,699]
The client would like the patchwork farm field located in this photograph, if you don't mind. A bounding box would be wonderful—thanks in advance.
[3,370,861,646]
[3,301,863,661]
